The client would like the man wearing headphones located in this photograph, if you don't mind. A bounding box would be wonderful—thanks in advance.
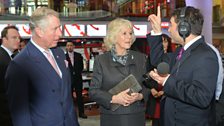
[147,6,218,126]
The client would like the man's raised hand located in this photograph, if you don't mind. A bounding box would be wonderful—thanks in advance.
[148,5,162,33]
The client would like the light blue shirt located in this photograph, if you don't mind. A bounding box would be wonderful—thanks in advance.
[207,43,224,100]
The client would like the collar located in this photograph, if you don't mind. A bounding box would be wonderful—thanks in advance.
[68,51,73,56]
[184,36,202,50]
[30,38,53,55]
[1,45,13,57]
[110,51,135,66]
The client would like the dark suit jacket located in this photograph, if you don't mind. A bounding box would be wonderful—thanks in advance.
[89,51,148,115]
[65,51,83,90]
[147,34,218,126]
[5,42,79,126]
[0,47,12,125]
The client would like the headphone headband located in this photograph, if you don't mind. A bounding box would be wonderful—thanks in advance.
[180,7,187,18]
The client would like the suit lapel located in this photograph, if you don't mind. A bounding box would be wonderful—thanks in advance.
[171,37,205,75]
[51,48,68,80]
[27,43,61,82]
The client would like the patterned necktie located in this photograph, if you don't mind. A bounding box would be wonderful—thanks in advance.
[44,50,60,76]
[176,48,184,61]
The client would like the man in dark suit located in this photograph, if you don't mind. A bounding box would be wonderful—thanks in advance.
[65,42,87,119]
[5,7,79,126]
[0,25,20,126]
[147,6,218,126]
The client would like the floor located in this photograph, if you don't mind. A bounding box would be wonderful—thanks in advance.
[77,105,152,126]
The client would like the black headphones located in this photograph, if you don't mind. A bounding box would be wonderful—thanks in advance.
[178,7,191,41]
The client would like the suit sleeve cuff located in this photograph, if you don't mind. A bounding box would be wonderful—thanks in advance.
[162,75,170,86]
[151,30,162,36]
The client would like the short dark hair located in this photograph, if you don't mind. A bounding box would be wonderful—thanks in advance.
[171,6,204,36]
[1,25,19,38]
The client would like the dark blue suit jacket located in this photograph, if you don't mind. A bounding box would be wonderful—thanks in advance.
[147,34,218,126]
[0,47,13,125]
[5,42,79,126]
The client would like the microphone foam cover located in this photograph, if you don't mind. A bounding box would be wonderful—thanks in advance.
[157,62,170,75]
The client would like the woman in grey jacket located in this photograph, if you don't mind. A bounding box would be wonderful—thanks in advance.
[89,18,147,126]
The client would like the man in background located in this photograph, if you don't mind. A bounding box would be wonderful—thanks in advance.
[65,42,87,119]
[0,25,20,126]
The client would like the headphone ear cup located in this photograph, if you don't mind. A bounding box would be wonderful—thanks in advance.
[178,20,191,38]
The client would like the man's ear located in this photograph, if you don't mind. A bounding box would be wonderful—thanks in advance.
[35,27,44,38]
[2,37,8,44]
[2,37,7,41]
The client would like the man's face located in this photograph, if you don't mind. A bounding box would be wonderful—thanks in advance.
[3,28,20,52]
[41,16,62,49]
[66,42,74,52]
[168,17,184,45]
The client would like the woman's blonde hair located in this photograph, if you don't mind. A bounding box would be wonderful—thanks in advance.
[104,18,136,50]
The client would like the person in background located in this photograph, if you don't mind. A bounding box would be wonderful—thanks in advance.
[211,39,224,126]
[5,7,79,126]
[65,41,87,119]
[89,18,147,126]
[54,0,61,12]
[102,0,112,12]
[0,25,20,126]
[213,39,224,55]
[18,39,27,52]
[15,0,22,15]
[147,6,218,126]
[145,34,172,126]
[34,0,38,8]
[206,40,224,126]
[98,43,108,55]
[3,0,10,13]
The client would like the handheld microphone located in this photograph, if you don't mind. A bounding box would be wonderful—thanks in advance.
[143,62,170,80]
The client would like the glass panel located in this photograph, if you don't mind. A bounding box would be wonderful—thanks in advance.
[0,0,173,21]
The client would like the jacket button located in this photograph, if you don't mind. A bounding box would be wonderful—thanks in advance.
[52,89,55,92]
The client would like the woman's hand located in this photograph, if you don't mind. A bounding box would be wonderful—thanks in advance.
[111,89,143,106]
[129,92,143,104]
[111,89,132,106]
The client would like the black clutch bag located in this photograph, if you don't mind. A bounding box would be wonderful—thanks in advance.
[108,74,142,111]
